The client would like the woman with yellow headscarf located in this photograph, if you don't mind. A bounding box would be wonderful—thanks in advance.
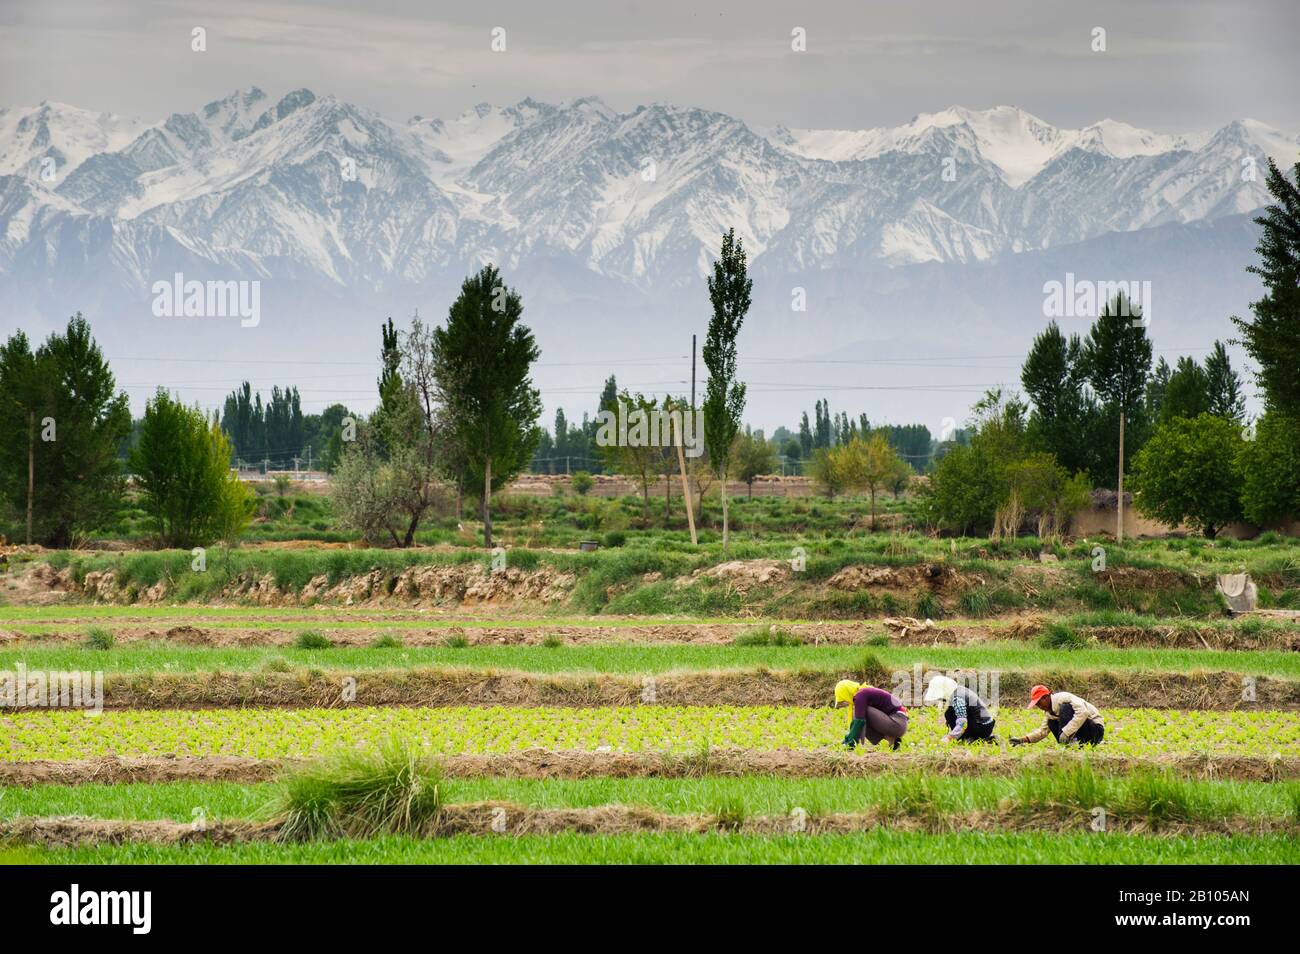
[834,679,908,750]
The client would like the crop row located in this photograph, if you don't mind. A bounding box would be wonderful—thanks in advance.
[1,706,1295,762]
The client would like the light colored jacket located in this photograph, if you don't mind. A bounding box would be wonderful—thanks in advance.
[1024,691,1104,743]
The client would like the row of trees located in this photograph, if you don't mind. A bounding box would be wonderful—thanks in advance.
[1128,158,1300,537]
[219,384,355,472]
[0,315,254,548]
[925,158,1300,539]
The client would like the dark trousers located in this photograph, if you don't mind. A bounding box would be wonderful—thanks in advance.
[945,710,996,743]
[1048,702,1104,745]
[856,708,908,744]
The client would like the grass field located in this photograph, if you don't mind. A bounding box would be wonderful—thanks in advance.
[2,498,1298,864]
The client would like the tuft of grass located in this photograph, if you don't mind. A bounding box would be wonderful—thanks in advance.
[959,590,991,617]
[733,625,804,647]
[712,797,747,831]
[1039,622,1085,650]
[442,634,469,649]
[912,592,942,620]
[371,633,404,649]
[276,740,444,841]
[84,626,115,651]
[541,634,564,649]
[294,629,332,650]
[258,657,292,673]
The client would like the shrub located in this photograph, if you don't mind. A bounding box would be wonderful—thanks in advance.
[129,390,256,548]
[294,629,332,650]
[570,471,594,496]
[1130,414,1245,539]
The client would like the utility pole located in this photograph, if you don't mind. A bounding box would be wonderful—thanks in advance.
[305,444,312,472]
[26,411,34,545]
[690,334,696,410]
[1117,412,1125,543]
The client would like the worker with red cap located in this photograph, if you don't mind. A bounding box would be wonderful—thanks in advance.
[1009,684,1105,747]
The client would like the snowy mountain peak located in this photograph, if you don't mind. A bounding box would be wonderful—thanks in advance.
[200,87,269,141]
[0,101,146,177]
[2,91,1297,304]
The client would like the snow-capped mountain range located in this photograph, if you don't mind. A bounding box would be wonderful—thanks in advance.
[1,87,1295,422]
[3,88,1296,288]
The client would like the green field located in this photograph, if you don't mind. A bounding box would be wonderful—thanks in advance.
[3,706,1296,761]
[3,501,1299,864]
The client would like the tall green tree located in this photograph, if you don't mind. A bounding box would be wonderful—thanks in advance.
[1081,292,1153,487]
[0,316,130,546]
[1161,356,1211,422]
[130,390,255,548]
[798,412,813,459]
[431,265,542,548]
[734,429,778,498]
[702,228,752,555]
[1232,158,1300,415]
[1144,357,1172,422]
[1021,321,1095,476]
[1203,341,1246,422]
[378,317,403,411]
[1239,410,1300,526]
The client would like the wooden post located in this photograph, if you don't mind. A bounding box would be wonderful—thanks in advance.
[1117,411,1125,543]
[26,410,35,545]
[673,410,697,547]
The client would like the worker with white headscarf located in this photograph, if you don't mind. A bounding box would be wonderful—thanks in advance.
[923,674,997,743]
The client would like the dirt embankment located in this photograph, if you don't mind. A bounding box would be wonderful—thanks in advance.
[5,803,1294,847]
[3,554,1227,623]
[0,621,874,648]
[5,665,1294,711]
[6,562,575,608]
[4,749,1298,787]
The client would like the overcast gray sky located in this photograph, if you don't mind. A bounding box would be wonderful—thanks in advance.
[3,0,1297,133]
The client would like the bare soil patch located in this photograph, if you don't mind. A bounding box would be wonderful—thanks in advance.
[4,749,1297,788]
[3,666,1293,710]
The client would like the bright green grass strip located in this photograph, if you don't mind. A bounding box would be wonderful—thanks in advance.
[2,706,1295,762]
[5,775,1298,823]
[3,642,1299,678]
[20,830,1300,864]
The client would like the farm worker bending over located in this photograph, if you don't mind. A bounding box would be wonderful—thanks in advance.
[923,675,996,743]
[1009,684,1105,747]
[834,679,908,751]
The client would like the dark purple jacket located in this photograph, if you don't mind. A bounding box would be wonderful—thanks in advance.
[852,686,905,719]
